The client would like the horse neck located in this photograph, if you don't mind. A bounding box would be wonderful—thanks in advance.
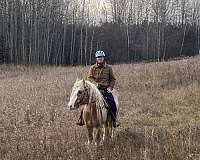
[83,102,99,119]
[88,87,103,106]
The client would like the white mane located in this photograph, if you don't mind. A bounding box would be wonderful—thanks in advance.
[71,79,108,108]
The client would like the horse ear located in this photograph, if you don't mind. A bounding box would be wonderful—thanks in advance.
[82,79,86,88]
[76,78,80,82]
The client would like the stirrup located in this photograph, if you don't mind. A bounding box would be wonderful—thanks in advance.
[76,122,84,126]
[113,121,120,128]
[76,117,85,126]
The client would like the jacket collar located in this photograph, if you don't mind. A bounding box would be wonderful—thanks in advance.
[95,62,107,68]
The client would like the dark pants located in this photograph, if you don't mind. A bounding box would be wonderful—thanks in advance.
[99,89,117,122]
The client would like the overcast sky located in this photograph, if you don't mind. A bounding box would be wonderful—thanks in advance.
[86,0,112,22]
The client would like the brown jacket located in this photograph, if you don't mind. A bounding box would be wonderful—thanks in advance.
[87,63,116,90]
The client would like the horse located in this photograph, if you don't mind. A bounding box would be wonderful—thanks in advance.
[67,79,119,144]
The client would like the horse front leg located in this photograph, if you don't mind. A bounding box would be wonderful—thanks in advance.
[103,123,109,141]
[108,119,113,138]
[86,125,93,145]
[95,127,102,145]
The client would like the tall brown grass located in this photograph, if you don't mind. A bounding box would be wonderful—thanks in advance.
[1,56,200,160]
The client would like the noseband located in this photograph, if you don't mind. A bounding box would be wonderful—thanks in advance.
[75,88,90,106]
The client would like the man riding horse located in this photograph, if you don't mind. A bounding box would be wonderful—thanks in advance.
[77,50,119,128]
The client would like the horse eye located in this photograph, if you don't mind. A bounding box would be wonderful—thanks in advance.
[78,90,82,94]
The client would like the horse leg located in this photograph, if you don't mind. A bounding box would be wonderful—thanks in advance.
[86,125,93,145]
[102,122,109,141]
[95,127,102,145]
[108,117,113,138]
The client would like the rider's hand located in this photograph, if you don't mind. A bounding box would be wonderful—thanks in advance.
[93,82,98,87]
[107,87,113,93]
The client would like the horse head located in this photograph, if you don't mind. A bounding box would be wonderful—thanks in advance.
[68,79,89,110]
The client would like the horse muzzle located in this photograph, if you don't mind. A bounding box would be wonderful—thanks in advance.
[69,105,76,110]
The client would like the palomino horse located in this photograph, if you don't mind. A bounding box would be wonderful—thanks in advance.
[68,79,119,144]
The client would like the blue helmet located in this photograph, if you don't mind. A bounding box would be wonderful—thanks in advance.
[95,50,106,58]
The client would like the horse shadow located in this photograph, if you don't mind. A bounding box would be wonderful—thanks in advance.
[84,128,145,151]
[104,128,145,148]
[82,128,146,159]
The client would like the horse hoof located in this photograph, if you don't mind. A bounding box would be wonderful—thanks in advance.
[95,141,103,146]
[85,140,92,146]
[95,141,101,146]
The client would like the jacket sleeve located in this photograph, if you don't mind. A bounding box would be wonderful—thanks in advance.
[87,66,95,83]
[109,67,116,89]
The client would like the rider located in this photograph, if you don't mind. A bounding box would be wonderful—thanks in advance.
[77,50,119,127]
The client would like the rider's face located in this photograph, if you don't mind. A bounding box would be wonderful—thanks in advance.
[96,56,104,64]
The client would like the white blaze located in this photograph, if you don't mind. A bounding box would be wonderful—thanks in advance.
[68,90,78,108]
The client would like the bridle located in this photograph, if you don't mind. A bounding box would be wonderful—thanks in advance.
[74,87,90,107]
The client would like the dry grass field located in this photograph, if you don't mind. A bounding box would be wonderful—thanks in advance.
[1,56,200,160]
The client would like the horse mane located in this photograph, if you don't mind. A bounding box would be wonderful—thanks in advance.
[85,80,108,108]
[72,79,108,108]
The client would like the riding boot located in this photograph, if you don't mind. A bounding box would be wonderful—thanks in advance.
[76,110,84,126]
[113,119,117,128]
[112,117,120,128]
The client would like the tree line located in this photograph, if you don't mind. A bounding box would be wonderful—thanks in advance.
[0,0,200,65]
